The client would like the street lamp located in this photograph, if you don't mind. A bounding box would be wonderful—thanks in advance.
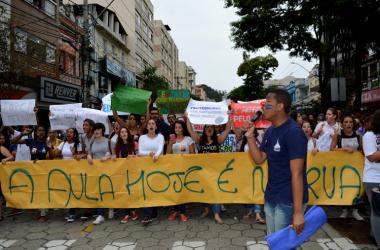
[290,62,310,74]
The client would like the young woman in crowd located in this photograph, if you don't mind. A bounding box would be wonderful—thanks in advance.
[302,121,318,155]
[109,122,120,144]
[47,129,62,159]
[112,127,139,224]
[291,112,304,127]
[11,126,52,221]
[313,108,341,152]
[53,128,82,222]
[362,111,380,247]
[239,123,265,224]
[330,115,364,221]
[87,123,113,225]
[0,132,14,221]
[166,120,195,222]
[81,119,95,155]
[186,114,232,224]
[138,118,165,226]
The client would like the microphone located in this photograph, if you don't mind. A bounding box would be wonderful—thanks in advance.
[250,110,263,122]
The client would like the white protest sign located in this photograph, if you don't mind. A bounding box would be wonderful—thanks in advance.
[186,99,228,125]
[101,93,129,116]
[49,103,82,130]
[76,108,110,135]
[0,99,37,126]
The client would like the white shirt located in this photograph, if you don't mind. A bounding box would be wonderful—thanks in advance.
[314,121,341,152]
[362,131,380,183]
[138,134,164,157]
[172,136,194,154]
[11,130,32,161]
[58,141,82,160]
[307,138,317,152]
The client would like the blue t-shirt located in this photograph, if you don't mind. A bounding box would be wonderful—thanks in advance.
[25,139,48,160]
[260,118,308,204]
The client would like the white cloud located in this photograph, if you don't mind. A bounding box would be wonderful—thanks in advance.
[151,0,317,92]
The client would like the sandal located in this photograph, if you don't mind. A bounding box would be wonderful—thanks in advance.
[255,217,266,224]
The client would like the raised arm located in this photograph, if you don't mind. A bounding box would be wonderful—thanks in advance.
[185,114,200,144]
[245,126,267,164]
[10,131,28,144]
[1,146,14,164]
[217,120,232,144]
[112,110,127,128]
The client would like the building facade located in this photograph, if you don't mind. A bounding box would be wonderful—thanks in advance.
[153,20,178,88]
[176,61,189,90]
[195,85,206,100]
[134,0,154,87]
[361,52,380,107]
[188,66,196,94]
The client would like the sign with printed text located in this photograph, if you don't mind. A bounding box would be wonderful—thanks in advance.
[0,152,365,208]
[230,100,272,129]
[156,90,190,114]
[49,103,82,130]
[186,99,229,125]
[40,77,81,104]
[0,99,37,126]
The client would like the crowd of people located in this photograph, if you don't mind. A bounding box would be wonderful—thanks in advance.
[0,91,379,246]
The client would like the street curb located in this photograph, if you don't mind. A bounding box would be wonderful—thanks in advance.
[322,223,343,239]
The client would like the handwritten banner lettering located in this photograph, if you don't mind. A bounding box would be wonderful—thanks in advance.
[0,152,364,209]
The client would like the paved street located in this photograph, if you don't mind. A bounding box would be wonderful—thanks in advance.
[0,205,376,250]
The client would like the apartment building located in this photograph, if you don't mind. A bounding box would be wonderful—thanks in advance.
[188,66,196,94]
[153,20,178,88]
[177,61,189,90]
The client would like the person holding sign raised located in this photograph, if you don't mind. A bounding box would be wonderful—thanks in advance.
[245,89,308,236]
[185,112,232,224]
[138,118,165,226]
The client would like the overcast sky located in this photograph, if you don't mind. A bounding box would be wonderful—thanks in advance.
[151,0,317,92]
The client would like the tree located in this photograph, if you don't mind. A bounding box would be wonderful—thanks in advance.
[228,54,278,101]
[141,66,169,100]
[199,84,226,101]
[224,0,380,110]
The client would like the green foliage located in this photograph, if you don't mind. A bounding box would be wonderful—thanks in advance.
[228,54,278,101]
[199,84,226,102]
[141,66,169,99]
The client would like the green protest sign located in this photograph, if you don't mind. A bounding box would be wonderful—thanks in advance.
[111,85,151,115]
[156,89,190,114]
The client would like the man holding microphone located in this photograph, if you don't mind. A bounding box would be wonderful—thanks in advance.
[245,88,308,235]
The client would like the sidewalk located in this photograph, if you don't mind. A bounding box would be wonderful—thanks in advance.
[0,205,376,249]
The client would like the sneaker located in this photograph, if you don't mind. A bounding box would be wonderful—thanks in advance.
[142,216,152,226]
[108,209,114,219]
[131,211,138,221]
[67,215,75,223]
[179,214,189,222]
[339,209,348,218]
[168,211,177,221]
[37,216,47,222]
[93,215,105,225]
[352,209,364,221]
[120,215,130,224]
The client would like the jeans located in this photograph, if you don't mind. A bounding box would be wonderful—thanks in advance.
[247,204,262,213]
[172,205,186,214]
[210,204,221,214]
[143,207,158,217]
[264,201,307,235]
[364,183,380,246]
[96,208,104,216]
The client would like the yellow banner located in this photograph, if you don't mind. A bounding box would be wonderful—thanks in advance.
[0,152,364,209]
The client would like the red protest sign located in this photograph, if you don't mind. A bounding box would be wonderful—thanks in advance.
[230,100,272,129]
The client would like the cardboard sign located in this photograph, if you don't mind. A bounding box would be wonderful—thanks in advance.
[156,90,190,114]
[0,99,37,126]
[186,99,229,125]
[230,100,271,129]
[49,103,82,130]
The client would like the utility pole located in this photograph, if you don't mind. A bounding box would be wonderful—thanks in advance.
[82,0,89,107]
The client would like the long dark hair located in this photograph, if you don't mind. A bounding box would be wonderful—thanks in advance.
[174,120,190,137]
[200,125,218,145]
[115,127,135,157]
[240,129,259,152]
[34,126,47,142]
[65,128,80,154]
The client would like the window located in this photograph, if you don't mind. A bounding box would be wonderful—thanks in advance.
[27,34,46,58]
[66,54,75,75]
[103,39,108,55]
[46,43,55,63]
[14,29,27,54]
[44,0,56,17]
[135,13,141,28]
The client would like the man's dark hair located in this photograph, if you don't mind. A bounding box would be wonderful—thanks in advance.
[373,109,380,134]
[268,88,291,114]
[84,119,95,128]
[92,122,106,136]
[150,107,158,111]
